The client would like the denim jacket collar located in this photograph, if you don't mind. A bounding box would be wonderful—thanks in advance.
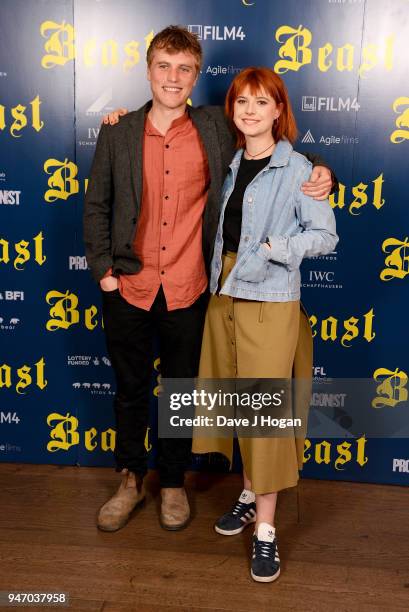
[229,139,293,174]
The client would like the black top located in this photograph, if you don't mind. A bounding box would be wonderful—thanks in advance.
[222,154,270,253]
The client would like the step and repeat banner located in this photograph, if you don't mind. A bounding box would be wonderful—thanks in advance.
[1,0,408,485]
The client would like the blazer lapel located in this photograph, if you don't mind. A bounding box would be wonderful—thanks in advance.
[126,103,149,205]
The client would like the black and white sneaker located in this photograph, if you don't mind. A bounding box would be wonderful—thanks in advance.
[214,489,256,535]
[251,522,280,583]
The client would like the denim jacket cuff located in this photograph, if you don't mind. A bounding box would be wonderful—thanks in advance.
[265,236,288,266]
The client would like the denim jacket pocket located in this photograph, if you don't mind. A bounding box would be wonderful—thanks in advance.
[235,243,270,283]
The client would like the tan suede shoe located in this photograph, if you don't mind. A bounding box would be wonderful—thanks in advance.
[97,469,145,532]
[160,487,190,531]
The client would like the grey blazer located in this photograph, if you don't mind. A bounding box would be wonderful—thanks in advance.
[83,101,235,283]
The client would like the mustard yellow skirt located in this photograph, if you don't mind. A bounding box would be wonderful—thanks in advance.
[192,252,313,494]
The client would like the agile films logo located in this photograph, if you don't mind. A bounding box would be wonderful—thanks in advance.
[302,96,360,112]
[301,130,358,146]
[187,25,246,41]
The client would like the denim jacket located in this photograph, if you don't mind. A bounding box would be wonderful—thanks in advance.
[209,140,339,301]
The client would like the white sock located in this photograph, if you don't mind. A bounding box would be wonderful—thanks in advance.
[256,522,276,543]
[239,488,256,504]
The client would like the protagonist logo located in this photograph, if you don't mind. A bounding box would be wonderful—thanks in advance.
[274,25,394,76]
[380,237,409,281]
[372,368,408,409]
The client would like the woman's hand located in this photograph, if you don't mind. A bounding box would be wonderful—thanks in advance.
[102,108,128,125]
[301,166,333,200]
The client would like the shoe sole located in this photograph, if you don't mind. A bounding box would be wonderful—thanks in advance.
[214,516,256,536]
[159,515,190,531]
[250,568,281,583]
[97,496,146,532]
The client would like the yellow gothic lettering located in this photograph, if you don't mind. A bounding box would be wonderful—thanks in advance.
[336,43,354,72]
[14,240,30,270]
[0,104,5,131]
[84,38,97,67]
[30,95,44,133]
[391,97,409,144]
[47,413,80,451]
[363,308,375,343]
[314,440,331,465]
[317,43,333,73]
[0,238,10,264]
[341,316,359,348]
[101,428,116,452]
[46,290,80,331]
[40,21,76,69]
[33,231,47,266]
[85,305,99,330]
[44,158,79,202]
[0,364,12,389]
[334,441,352,471]
[10,104,27,138]
[380,237,409,281]
[35,357,48,391]
[274,25,312,74]
[85,428,98,451]
[349,183,368,215]
[124,41,140,72]
[356,435,368,467]
[372,368,408,409]
[145,427,152,452]
[15,365,32,395]
[321,315,337,342]
[102,39,119,67]
[329,184,346,210]
[303,438,312,463]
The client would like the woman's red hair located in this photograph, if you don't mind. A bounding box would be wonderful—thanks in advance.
[225,67,298,148]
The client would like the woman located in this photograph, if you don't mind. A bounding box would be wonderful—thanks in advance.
[192,67,338,583]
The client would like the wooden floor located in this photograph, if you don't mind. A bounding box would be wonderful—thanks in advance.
[0,464,408,612]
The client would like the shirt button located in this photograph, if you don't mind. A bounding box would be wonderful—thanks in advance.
[164,195,169,200]
[161,270,165,275]
[165,170,170,174]
[244,236,249,243]
[248,197,253,203]
[162,246,166,251]
[163,222,167,226]
[165,144,170,149]
[125,243,131,249]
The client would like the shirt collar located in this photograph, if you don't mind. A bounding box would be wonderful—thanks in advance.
[144,110,189,136]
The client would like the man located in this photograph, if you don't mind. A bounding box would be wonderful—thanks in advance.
[83,25,335,533]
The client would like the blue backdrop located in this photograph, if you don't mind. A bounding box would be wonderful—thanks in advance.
[1,0,408,485]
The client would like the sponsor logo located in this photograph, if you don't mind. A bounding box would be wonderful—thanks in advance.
[69,256,89,271]
[302,270,343,290]
[302,96,360,112]
[0,412,20,424]
[301,130,359,145]
[392,458,409,473]
[0,316,21,330]
[0,292,24,301]
[310,250,338,262]
[0,442,22,453]
[67,355,111,367]
[311,392,347,407]
[205,64,242,76]
[86,88,113,116]
[313,366,327,377]
[187,25,246,41]
[72,381,114,395]
[0,190,21,205]
[78,127,100,147]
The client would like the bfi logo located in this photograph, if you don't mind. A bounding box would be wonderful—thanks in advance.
[188,25,246,41]
[0,291,24,301]
[0,190,21,205]
[392,458,409,473]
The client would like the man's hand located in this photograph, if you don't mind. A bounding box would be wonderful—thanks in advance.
[102,108,128,125]
[301,166,332,201]
[100,275,119,292]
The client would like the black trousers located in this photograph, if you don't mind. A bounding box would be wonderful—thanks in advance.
[101,285,207,487]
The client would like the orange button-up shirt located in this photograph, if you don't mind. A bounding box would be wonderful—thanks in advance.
[118,112,210,311]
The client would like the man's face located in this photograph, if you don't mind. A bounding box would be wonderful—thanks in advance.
[147,49,199,112]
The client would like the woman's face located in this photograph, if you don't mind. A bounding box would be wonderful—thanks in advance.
[233,85,282,141]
